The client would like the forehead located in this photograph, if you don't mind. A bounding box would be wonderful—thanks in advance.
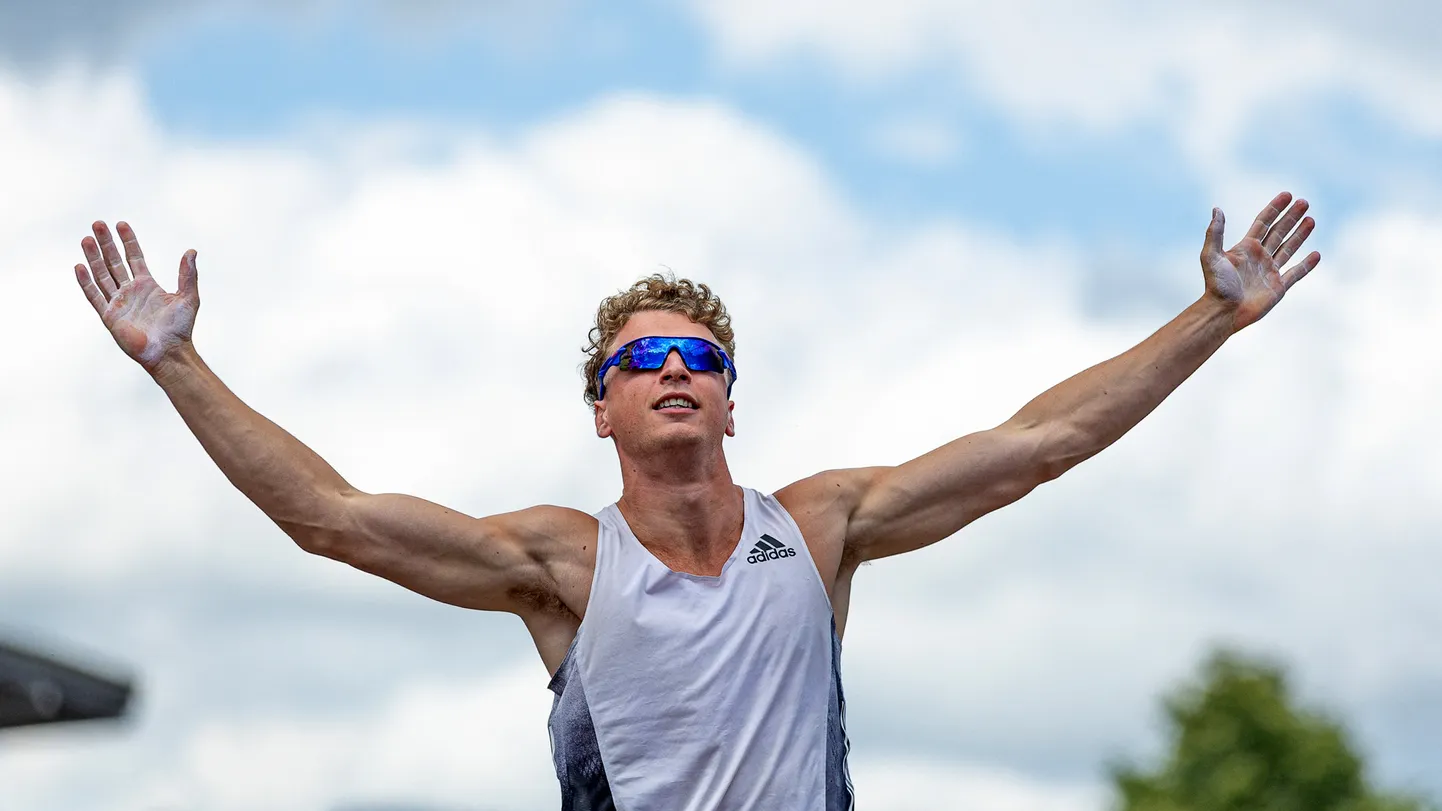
[609,310,720,353]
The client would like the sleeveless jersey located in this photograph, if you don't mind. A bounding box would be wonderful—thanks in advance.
[546,486,855,810]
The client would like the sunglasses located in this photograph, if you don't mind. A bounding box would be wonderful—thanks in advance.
[596,336,738,401]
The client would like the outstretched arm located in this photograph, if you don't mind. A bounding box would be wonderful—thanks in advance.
[73,221,588,614]
[823,193,1321,563]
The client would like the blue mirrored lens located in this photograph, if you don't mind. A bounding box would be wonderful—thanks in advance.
[597,336,736,401]
[626,337,725,372]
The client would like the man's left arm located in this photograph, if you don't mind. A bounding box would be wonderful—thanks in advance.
[833,192,1322,563]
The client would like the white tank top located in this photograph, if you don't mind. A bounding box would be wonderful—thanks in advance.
[546,486,855,811]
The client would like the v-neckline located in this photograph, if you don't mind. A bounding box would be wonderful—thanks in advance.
[613,487,751,581]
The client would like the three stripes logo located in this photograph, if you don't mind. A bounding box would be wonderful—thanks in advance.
[746,533,797,565]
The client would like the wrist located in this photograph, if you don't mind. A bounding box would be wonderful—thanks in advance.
[148,341,202,387]
[1196,292,1241,326]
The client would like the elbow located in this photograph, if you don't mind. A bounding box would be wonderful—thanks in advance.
[287,525,348,559]
[1033,459,1070,485]
[277,519,344,559]
[1026,420,1096,483]
[275,490,357,560]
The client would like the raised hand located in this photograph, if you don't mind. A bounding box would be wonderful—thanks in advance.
[74,221,199,372]
[1201,192,1321,333]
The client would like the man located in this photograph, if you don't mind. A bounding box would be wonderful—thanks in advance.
[72,193,1319,810]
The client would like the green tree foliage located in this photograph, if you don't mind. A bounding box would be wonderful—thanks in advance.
[1111,649,1435,811]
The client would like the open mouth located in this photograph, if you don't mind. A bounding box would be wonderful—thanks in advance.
[653,396,699,411]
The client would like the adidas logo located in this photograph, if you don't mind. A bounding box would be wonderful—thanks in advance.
[746,534,797,564]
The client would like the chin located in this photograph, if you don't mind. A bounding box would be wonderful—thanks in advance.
[652,424,708,446]
[632,423,719,454]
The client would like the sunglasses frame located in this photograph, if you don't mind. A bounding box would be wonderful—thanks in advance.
[596,336,738,402]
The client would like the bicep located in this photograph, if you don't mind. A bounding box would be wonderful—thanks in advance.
[847,422,1066,561]
[300,491,590,614]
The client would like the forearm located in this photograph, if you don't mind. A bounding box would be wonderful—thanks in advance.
[150,342,352,539]
[1010,295,1235,462]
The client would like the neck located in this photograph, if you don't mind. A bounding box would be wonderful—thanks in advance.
[614,444,742,574]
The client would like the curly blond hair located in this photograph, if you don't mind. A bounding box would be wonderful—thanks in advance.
[582,273,736,406]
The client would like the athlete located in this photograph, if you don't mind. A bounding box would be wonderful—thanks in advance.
[72,192,1319,810]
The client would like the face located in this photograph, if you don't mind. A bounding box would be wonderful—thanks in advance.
[593,310,736,452]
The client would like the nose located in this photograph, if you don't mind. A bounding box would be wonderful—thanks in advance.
[659,348,691,384]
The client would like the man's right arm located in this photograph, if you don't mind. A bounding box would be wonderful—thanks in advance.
[75,220,586,615]
[152,343,586,613]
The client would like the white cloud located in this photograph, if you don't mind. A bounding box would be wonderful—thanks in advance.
[176,664,556,811]
[2,57,1441,810]
[851,757,1103,811]
[0,0,571,69]
[828,202,1442,784]
[0,663,557,811]
[686,0,1442,176]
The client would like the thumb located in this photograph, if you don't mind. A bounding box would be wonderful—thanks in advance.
[1202,207,1225,257]
[177,250,200,302]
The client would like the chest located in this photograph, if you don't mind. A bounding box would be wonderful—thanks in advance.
[575,531,834,721]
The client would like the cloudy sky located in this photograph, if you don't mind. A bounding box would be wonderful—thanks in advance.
[2,1,1440,808]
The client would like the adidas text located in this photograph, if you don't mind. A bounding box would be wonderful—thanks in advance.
[747,548,796,564]
[747,534,797,564]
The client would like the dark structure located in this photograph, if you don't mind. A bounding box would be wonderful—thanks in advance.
[0,639,132,729]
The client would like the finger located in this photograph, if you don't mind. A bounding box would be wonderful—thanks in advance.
[81,234,116,299]
[1274,216,1315,266]
[1280,251,1321,292]
[92,221,130,290]
[116,221,153,281]
[176,250,199,303]
[1263,198,1309,254]
[74,263,107,317]
[1202,207,1225,257]
[1245,192,1293,243]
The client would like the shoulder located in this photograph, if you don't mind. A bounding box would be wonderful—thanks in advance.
[775,465,888,497]
[503,504,599,546]
[471,503,598,569]
[501,505,599,617]
[772,467,891,577]
[773,467,891,522]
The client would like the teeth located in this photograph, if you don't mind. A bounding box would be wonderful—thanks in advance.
[657,398,694,409]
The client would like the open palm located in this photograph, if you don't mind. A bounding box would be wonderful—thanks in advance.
[73,221,200,371]
[1201,192,1321,332]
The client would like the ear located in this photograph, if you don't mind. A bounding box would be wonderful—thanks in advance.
[725,400,736,437]
[594,401,614,439]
